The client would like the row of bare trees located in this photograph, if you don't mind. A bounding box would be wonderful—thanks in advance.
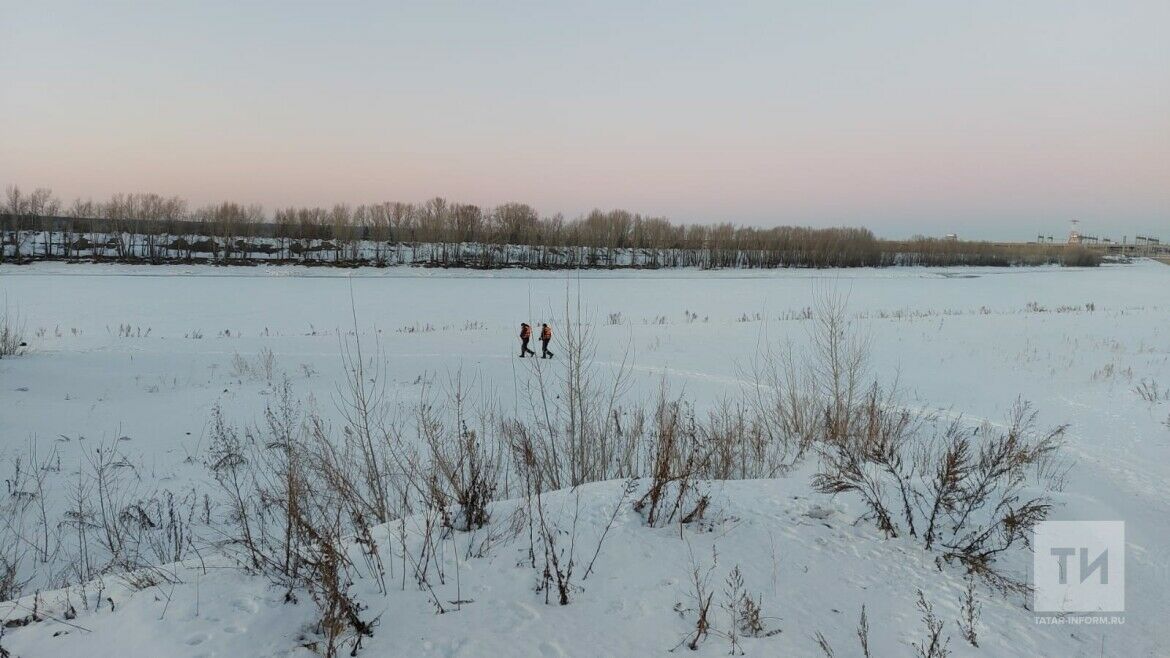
[1,184,1097,268]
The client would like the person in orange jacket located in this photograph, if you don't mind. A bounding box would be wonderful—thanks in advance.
[540,323,554,359]
[519,323,536,357]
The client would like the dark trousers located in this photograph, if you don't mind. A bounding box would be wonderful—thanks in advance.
[541,338,553,358]
[520,338,535,357]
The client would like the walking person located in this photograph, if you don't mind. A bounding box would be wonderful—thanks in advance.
[519,322,536,357]
[540,323,554,359]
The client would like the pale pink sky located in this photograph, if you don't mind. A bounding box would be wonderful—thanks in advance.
[1,1,1166,239]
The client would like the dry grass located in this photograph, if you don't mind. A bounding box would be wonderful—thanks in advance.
[912,590,951,658]
[1134,379,1168,403]
[0,285,1076,658]
[0,303,27,358]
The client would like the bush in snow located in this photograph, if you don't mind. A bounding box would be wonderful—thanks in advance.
[0,304,27,358]
[957,574,982,647]
[206,382,378,656]
[737,287,1071,593]
[416,371,501,532]
[634,393,709,529]
[811,386,1066,593]
[911,589,951,658]
[800,332,1067,590]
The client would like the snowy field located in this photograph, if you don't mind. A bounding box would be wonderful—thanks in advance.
[1,260,1168,657]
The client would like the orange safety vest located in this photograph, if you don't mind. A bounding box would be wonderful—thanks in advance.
[540,325,552,340]
[520,324,531,339]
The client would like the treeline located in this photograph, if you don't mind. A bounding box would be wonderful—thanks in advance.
[0,184,1098,268]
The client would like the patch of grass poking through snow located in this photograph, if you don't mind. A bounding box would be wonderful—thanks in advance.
[107,323,151,338]
[229,348,276,382]
[0,304,28,358]
[813,605,872,658]
[1133,379,1168,403]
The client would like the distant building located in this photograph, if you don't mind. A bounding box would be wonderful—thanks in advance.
[944,233,958,241]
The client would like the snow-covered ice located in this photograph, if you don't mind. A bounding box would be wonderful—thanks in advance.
[1,260,1168,656]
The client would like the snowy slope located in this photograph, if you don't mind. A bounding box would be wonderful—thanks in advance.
[0,478,1105,657]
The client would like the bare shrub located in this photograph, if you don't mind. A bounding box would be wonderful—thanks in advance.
[206,406,263,570]
[0,303,27,358]
[206,324,507,648]
[506,424,579,606]
[814,397,1064,591]
[417,371,501,531]
[809,288,872,444]
[206,379,380,654]
[811,385,917,538]
[295,505,376,657]
[744,341,821,472]
[784,289,1067,591]
[721,564,778,654]
[315,330,403,528]
[912,590,950,658]
[673,545,717,651]
[938,404,1065,589]
[745,288,871,472]
[703,398,789,480]
[535,490,577,606]
[80,438,149,575]
[0,467,35,600]
[957,575,981,647]
[634,391,709,529]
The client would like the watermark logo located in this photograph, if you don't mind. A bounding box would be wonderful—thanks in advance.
[1033,521,1124,614]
